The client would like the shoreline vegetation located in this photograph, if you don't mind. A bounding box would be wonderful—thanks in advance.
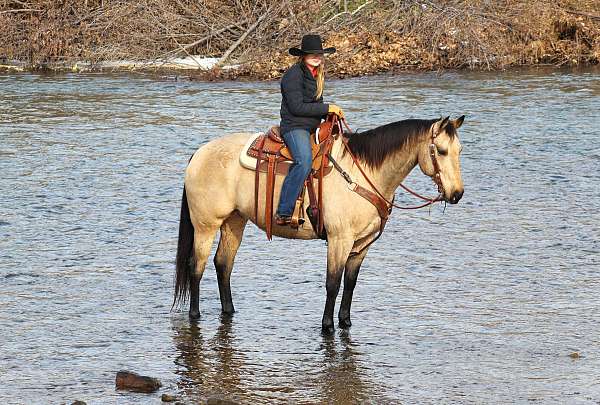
[1,0,599,80]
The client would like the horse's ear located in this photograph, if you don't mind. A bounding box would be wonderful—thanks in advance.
[453,115,465,129]
[432,116,450,135]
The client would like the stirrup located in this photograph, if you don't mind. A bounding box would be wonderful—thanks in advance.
[275,214,292,226]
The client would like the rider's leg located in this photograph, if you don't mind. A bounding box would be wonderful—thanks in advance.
[275,128,312,219]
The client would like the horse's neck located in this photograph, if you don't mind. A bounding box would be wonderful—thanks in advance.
[373,146,419,199]
[334,136,420,200]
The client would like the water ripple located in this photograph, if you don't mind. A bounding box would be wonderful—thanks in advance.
[1,68,599,404]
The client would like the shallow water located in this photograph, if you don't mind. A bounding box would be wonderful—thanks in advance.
[1,67,599,404]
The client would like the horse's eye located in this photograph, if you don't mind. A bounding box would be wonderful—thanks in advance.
[437,147,448,156]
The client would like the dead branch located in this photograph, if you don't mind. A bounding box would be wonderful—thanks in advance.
[161,22,246,60]
[0,8,40,13]
[563,9,600,21]
[216,8,272,66]
[322,0,372,25]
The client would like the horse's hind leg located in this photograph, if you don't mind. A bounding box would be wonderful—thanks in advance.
[338,247,369,328]
[214,211,247,315]
[189,226,220,320]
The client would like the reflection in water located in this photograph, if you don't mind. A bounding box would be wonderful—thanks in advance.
[172,316,386,404]
[172,316,246,402]
[318,332,374,404]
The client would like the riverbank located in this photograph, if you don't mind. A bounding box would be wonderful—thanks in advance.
[1,1,599,79]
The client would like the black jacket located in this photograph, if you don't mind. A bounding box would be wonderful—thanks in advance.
[279,62,329,135]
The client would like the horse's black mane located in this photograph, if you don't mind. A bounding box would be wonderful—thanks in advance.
[343,118,456,169]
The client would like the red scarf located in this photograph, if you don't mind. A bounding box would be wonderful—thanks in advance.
[305,63,318,78]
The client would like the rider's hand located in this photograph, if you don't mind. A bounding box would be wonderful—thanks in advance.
[328,104,345,119]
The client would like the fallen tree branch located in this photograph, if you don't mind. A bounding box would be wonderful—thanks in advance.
[563,9,600,21]
[322,0,372,25]
[168,35,205,69]
[7,0,31,6]
[161,22,245,59]
[0,8,41,14]
[216,9,271,66]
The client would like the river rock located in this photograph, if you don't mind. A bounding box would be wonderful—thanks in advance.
[72,401,87,405]
[115,370,162,393]
[161,393,177,402]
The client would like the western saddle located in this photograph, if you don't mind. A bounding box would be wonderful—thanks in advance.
[247,114,342,240]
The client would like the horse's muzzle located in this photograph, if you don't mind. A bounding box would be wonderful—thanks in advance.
[448,190,463,204]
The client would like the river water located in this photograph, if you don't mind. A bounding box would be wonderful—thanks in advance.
[1,68,599,404]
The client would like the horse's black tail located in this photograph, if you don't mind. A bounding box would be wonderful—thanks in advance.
[173,185,195,309]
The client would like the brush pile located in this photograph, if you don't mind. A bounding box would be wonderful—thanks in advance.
[1,0,599,78]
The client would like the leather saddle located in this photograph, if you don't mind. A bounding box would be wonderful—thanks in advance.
[248,114,342,240]
[246,126,333,174]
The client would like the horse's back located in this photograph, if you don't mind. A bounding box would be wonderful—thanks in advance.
[187,132,254,174]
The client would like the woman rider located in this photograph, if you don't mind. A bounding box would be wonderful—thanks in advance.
[275,34,344,226]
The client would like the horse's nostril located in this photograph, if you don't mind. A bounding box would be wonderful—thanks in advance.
[451,190,463,203]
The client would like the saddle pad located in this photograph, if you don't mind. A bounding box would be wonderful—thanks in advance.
[240,132,280,171]
[239,132,333,175]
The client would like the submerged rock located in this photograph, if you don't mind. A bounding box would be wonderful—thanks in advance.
[161,393,177,402]
[71,401,87,405]
[568,352,581,359]
[115,370,162,393]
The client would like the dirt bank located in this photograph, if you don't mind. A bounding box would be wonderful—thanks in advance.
[1,0,599,79]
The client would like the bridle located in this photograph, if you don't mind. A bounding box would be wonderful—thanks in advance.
[326,116,447,255]
[334,117,445,210]
[427,123,446,201]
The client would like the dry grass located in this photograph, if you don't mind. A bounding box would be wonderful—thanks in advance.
[1,0,599,77]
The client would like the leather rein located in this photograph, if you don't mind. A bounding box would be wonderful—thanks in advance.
[326,117,445,254]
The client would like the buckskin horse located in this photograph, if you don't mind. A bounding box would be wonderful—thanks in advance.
[174,116,465,333]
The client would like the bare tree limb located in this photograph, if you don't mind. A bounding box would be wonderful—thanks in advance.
[160,22,246,60]
[563,9,600,21]
[0,8,40,14]
[322,0,372,25]
[216,8,272,66]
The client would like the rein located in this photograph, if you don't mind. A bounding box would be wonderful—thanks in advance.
[335,118,444,212]
[323,116,446,256]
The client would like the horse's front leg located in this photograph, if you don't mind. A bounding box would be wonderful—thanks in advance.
[322,237,354,334]
[338,247,369,328]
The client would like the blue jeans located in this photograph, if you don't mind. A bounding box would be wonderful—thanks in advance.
[276,128,313,216]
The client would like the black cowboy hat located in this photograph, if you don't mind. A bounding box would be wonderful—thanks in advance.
[289,34,336,56]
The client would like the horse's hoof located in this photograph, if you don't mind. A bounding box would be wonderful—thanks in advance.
[189,310,200,320]
[339,318,352,329]
[321,324,335,335]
